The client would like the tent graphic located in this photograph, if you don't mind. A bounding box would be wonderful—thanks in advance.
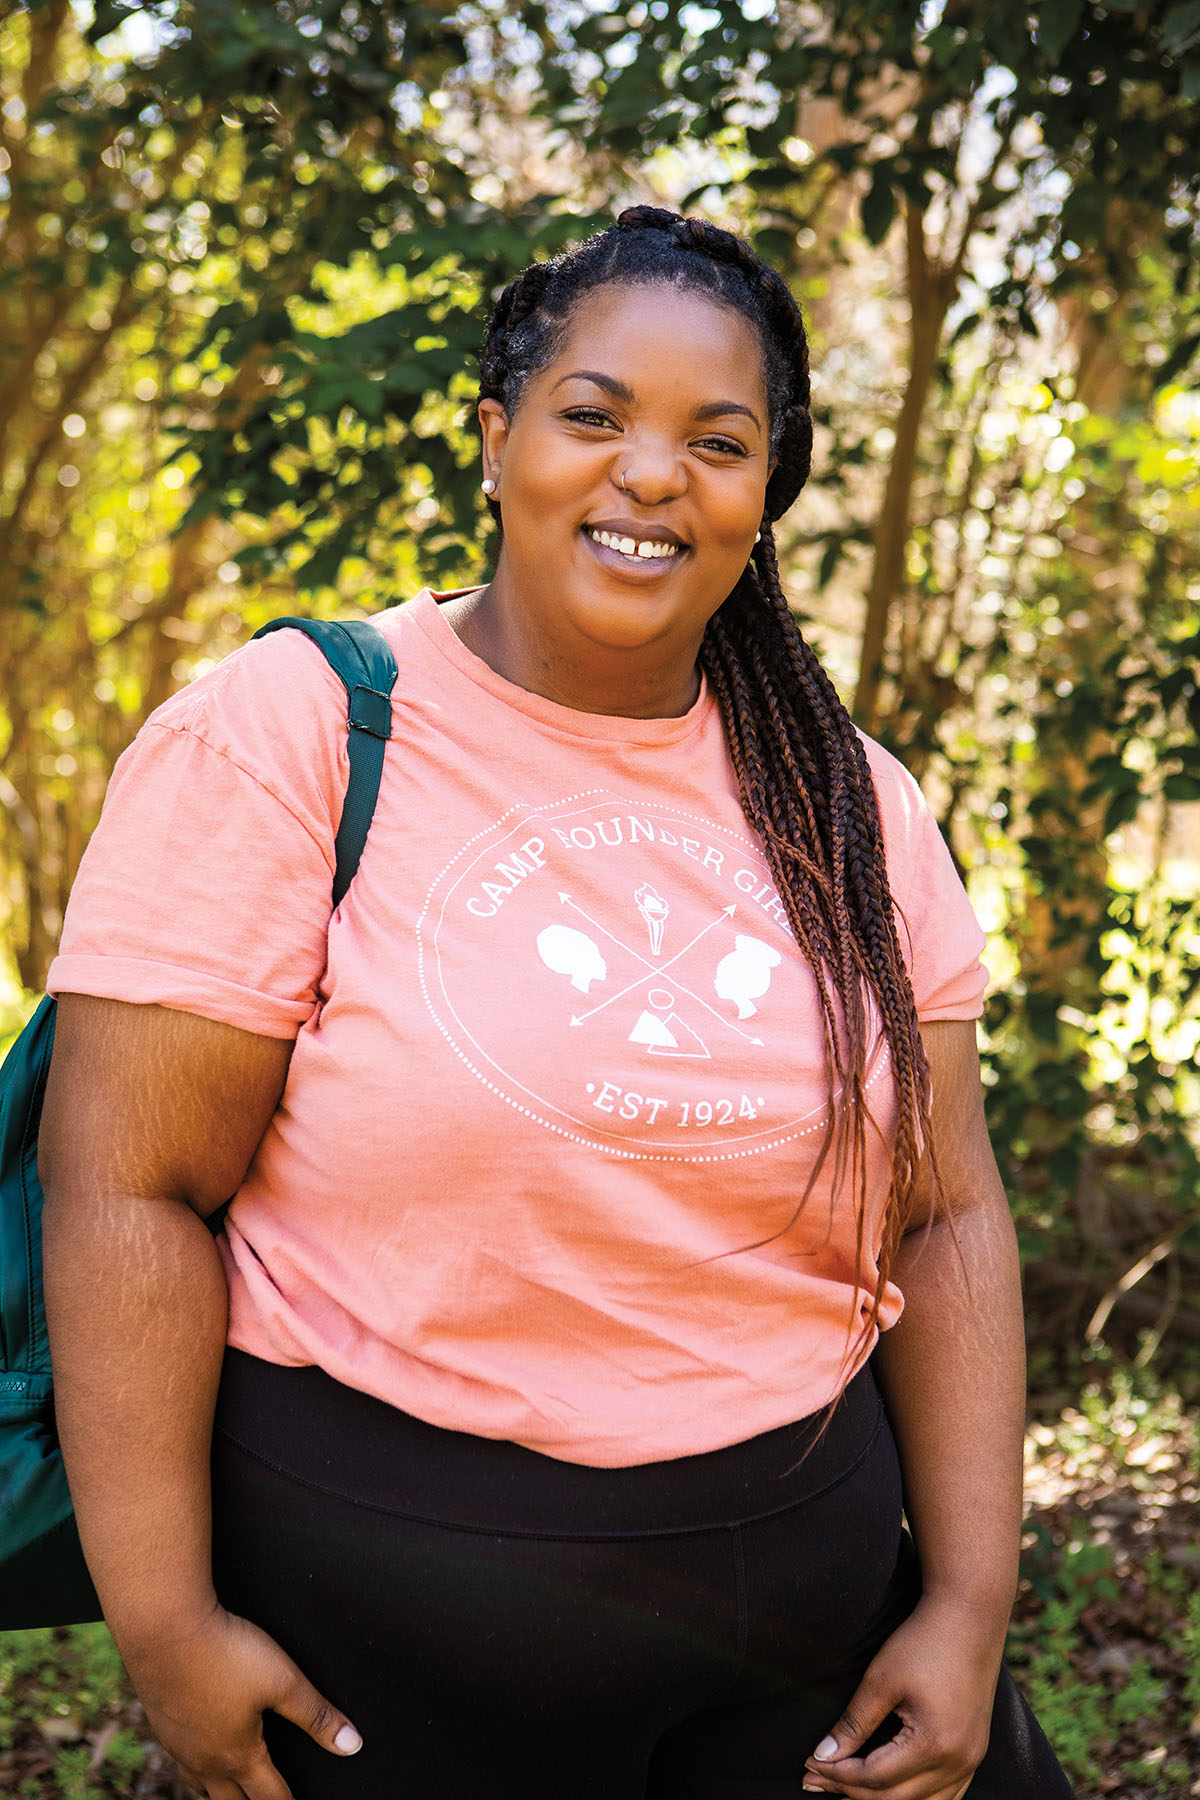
[628,988,712,1059]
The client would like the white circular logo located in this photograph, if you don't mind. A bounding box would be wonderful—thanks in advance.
[417,790,856,1162]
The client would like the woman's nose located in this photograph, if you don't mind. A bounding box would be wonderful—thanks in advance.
[614,436,686,504]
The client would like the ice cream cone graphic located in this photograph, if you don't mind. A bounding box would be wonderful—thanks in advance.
[635,882,670,956]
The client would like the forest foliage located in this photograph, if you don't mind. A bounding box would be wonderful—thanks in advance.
[1,0,1199,1370]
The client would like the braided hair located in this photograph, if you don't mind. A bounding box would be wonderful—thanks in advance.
[478,206,934,1359]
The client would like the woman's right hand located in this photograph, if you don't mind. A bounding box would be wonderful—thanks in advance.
[40,1001,348,1797]
[120,1604,363,1800]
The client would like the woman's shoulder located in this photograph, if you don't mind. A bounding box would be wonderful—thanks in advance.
[851,727,932,838]
[48,603,433,1032]
[156,601,411,717]
[138,598,426,776]
[850,727,974,911]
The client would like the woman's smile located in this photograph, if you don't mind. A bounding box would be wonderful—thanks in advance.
[581,520,688,573]
[582,522,683,561]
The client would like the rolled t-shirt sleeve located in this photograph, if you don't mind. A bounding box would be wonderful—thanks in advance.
[47,633,350,1038]
[862,736,989,1022]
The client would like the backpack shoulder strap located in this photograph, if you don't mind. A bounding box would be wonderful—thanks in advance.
[251,617,398,906]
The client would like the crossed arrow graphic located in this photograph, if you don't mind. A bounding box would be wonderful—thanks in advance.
[557,892,765,1048]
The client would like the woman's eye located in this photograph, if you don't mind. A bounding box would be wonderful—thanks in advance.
[563,407,616,429]
[697,435,749,457]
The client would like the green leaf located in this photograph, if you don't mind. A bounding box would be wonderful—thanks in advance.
[1038,0,1085,62]
[860,166,896,246]
[1048,1145,1082,1189]
[85,1,140,46]
[1163,773,1200,802]
[176,489,226,532]
[817,540,842,589]
[294,541,350,593]
[1163,0,1200,54]
[924,23,959,69]
[983,12,1027,67]
[823,142,863,176]
[1104,787,1143,834]
[346,380,384,420]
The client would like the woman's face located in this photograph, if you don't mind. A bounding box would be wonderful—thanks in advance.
[474,282,774,717]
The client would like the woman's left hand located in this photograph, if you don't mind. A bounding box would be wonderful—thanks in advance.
[801,1594,1004,1799]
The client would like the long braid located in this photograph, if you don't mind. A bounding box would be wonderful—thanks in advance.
[710,564,932,1352]
[478,207,938,1364]
[757,532,934,1247]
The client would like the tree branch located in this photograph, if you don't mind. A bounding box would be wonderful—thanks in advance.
[948,108,1018,289]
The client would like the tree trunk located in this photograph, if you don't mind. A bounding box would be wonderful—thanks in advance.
[853,200,955,732]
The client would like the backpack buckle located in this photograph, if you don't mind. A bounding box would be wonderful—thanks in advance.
[348,685,392,739]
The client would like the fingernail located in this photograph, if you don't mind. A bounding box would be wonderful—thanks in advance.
[334,1724,363,1755]
[814,1735,839,1760]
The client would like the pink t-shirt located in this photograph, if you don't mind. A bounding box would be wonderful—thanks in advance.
[49,590,987,1466]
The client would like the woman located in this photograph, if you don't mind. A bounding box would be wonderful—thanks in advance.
[40,208,1074,1800]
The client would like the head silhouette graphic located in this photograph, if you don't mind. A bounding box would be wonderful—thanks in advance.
[537,924,608,994]
[714,934,782,1020]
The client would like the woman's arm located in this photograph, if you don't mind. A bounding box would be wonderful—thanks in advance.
[41,993,363,1800]
[803,1017,1026,1800]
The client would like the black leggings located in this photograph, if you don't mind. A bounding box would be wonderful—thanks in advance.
[210,1351,1075,1799]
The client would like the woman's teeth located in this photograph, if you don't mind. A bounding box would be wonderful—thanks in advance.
[587,527,680,561]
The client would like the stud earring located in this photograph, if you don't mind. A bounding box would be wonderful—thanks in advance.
[481,477,497,495]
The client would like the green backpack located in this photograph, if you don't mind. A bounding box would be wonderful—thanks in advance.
[0,617,396,1630]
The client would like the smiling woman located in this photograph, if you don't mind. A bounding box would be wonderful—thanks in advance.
[40,208,1077,1800]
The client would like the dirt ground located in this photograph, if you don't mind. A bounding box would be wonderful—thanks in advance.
[1011,1384,1200,1799]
